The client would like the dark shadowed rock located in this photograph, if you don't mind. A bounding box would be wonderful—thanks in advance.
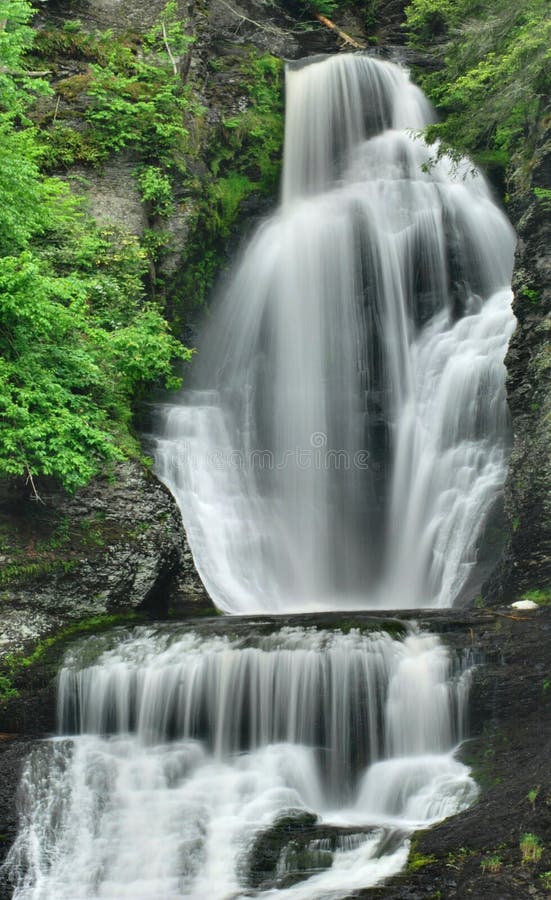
[485,127,551,602]
[0,461,212,664]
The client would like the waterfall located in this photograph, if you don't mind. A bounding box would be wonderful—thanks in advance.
[153,53,516,614]
[4,626,477,898]
[3,53,513,900]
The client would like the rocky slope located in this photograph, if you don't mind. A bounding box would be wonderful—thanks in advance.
[0,461,209,660]
[486,127,551,603]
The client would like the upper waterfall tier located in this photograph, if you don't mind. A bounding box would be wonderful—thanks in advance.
[282,54,432,202]
[153,53,516,614]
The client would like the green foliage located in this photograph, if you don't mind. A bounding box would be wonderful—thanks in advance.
[533,187,551,210]
[405,0,551,173]
[298,0,340,17]
[85,55,190,165]
[0,673,18,700]
[0,559,78,584]
[480,854,502,873]
[136,166,175,215]
[0,0,49,111]
[520,832,543,864]
[207,174,255,239]
[31,3,196,174]
[179,51,284,307]
[407,850,436,871]
[210,53,284,194]
[0,1,190,491]
[521,588,551,606]
[527,785,541,809]
[277,0,341,18]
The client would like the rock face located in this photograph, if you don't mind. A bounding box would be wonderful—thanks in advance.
[486,129,551,601]
[0,461,210,663]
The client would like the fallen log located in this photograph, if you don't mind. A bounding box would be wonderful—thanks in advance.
[314,12,366,50]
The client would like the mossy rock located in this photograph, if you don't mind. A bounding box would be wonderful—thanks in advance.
[243,809,319,889]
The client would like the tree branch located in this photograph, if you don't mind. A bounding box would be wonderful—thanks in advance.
[314,13,365,50]
[161,22,179,76]
[216,0,292,37]
[25,466,45,504]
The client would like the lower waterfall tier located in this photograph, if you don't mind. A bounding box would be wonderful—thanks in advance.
[4,625,478,899]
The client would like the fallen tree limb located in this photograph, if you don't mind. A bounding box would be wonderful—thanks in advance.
[0,67,51,77]
[314,12,365,50]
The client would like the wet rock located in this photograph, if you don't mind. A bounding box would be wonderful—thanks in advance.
[0,461,212,664]
[243,809,319,888]
[243,810,385,890]
[485,125,551,602]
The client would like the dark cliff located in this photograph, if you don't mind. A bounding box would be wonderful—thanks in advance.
[489,128,551,602]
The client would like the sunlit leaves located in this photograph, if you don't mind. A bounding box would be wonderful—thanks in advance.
[406,0,551,161]
[0,1,190,490]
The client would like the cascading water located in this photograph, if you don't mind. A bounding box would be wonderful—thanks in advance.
[4,53,514,900]
[153,54,516,614]
[5,625,477,898]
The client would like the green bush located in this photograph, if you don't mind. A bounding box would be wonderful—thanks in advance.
[405,0,551,172]
[0,0,190,492]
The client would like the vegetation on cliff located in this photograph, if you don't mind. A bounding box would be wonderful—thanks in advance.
[0,1,287,493]
[0,0,193,491]
[405,0,551,182]
[0,0,548,507]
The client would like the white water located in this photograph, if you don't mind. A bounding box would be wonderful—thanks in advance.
[4,53,512,900]
[5,626,477,899]
[153,53,516,614]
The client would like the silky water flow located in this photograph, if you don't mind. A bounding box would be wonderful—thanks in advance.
[4,53,515,899]
[6,626,477,898]
[154,53,516,615]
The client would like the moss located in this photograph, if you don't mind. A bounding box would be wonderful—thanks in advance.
[521,588,551,606]
[0,611,144,704]
[407,840,437,871]
[461,724,509,790]
[172,50,284,313]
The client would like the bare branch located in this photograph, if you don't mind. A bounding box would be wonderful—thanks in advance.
[25,466,45,504]
[161,22,179,76]
[0,67,52,76]
[314,13,365,50]
[216,0,292,37]
[52,93,61,125]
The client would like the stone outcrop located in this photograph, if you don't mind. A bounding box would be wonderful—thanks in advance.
[0,461,210,663]
[486,129,551,601]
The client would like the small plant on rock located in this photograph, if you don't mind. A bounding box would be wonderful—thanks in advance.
[481,854,502,873]
[520,832,542,864]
